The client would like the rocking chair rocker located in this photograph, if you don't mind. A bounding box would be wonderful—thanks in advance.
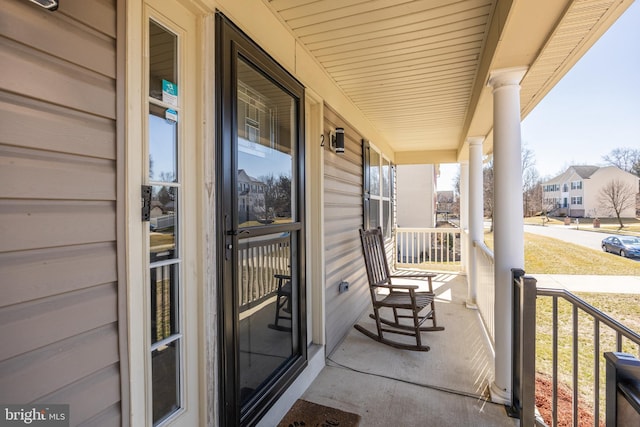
[355,227,444,351]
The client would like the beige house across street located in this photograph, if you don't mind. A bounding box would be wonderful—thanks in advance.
[541,165,639,218]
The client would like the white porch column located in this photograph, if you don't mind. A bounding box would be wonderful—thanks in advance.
[488,66,528,405]
[466,137,484,309]
[459,162,469,274]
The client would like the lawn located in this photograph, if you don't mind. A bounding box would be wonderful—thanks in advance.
[484,228,640,425]
[484,232,640,275]
[524,216,640,235]
[536,292,640,425]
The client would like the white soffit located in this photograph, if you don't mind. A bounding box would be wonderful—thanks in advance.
[266,0,631,159]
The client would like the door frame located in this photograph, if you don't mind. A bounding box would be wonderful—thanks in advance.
[125,1,208,425]
[215,12,308,427]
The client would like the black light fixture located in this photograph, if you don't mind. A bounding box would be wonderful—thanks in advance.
[331,127,345,154]
[27,0,58,10]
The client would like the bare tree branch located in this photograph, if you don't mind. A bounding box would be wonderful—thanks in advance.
[602,147,640,176]
[598,179,636,229]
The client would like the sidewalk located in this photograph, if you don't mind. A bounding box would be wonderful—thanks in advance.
[534,274,640,294]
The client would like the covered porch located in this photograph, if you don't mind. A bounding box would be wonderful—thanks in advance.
[302,272,518,426]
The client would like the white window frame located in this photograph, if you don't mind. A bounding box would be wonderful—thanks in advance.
[367,143,393,240]
[126,2,204,425]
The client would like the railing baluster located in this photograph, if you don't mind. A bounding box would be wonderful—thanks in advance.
[453,232,457,263]
[594,319,600,427]
[249,246,255,303]
[573,304,578,427]
[240,247,245,306]
[553,296,558,427]
[395,227,462,269]
[617,332,622,352]
[234,235,291,311]
[412,230,416,264]
[446,233,450,262]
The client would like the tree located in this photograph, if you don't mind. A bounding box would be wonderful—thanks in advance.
[598,179,636,229]
[482,144,541,227]
[261,173,292,220]
[522,146,541,217]
[602,147,640,177]
[523,168,543,217]
[483,156,494,231]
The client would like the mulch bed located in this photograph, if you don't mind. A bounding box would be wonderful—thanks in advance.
[535,372,604,427]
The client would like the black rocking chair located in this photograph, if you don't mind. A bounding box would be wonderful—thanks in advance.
[355,227,444,351]
[268,274,292,332]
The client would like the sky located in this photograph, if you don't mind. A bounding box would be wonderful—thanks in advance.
[438,0,640,191]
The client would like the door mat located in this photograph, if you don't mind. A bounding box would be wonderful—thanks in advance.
[277,399,361,427]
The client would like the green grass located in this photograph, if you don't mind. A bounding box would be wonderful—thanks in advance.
[484,232,640,275]
[524,217,565,226]
[536,293,640,421]
[484,226,640,421]
[524,216,640,235]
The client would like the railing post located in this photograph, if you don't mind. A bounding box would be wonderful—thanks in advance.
[511,268,537,425]
[605,352,640,427]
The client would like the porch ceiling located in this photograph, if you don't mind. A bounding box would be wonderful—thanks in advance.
[265,0,632,163]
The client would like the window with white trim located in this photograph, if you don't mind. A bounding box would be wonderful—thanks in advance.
[148,19,183,425]
[364,141,393,239]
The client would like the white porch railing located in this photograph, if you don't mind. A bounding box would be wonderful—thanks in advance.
[238,234,290,309]
[474,240,495,344]
[395,227,462,270]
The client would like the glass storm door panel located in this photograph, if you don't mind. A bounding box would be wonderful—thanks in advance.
[236,58,297,407]
[217,14,306,426]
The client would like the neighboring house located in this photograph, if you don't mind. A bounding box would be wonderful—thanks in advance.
[541,165,639,218]
[437,190,456,219]
[396,164,437,228]
[237,169,266,223]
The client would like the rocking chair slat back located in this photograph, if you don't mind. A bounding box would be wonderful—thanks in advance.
[355,227,444,351]
[360,227,391,287]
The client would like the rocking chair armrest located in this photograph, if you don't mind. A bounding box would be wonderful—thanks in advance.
[375,283,419,291]
[389,274,436,281]
[389,273,435,292]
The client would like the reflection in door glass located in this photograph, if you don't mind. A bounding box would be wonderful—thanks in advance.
[149,104,177,182]
[149,21,176,101]
[149,185,177,262]
[237,233,293,405]
[237,59,296,227]
[148,19,181,426]
[151,341,179,422]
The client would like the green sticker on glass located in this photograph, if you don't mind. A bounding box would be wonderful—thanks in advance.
[162,80,178,106]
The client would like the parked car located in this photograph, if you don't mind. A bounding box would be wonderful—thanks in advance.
[601,236,640,258]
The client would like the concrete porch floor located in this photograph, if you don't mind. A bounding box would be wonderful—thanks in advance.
[299,272,519,427]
